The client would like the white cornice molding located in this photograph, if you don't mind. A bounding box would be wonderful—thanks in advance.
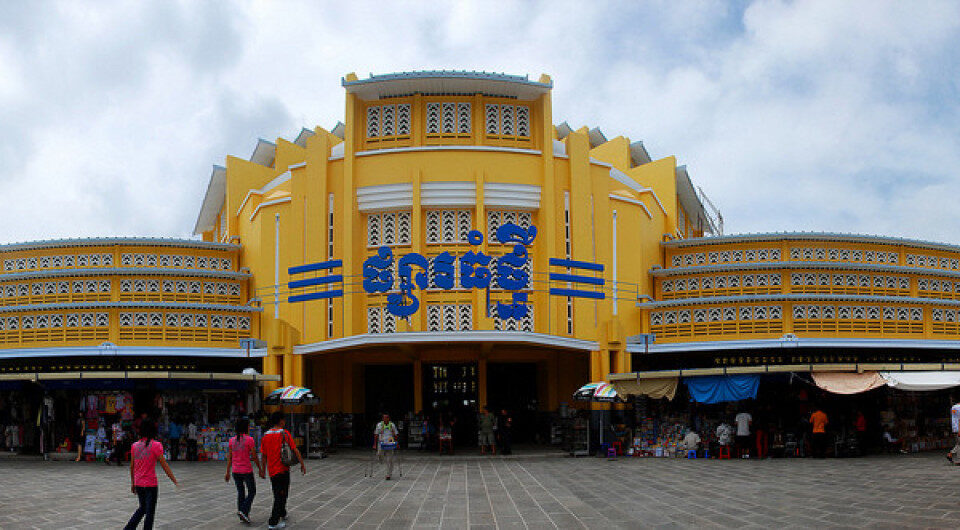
[0,345,267,360]
[293,331,598,354]
[354,146,542,158]
[652,260,960,279]
[638,293,960,309]
[249,197,292,222]
[626,337,960,353]
[483,183,541,211]
[356,183,414,213]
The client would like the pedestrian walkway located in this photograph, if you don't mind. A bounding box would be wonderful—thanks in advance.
[1,453,959,528]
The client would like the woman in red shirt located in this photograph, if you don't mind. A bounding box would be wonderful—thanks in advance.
[125,419,178,530]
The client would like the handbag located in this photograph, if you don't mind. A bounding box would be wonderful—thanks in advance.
[280,432,297,467]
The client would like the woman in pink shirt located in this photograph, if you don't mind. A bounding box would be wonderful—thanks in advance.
[125,419,178,530]
[225,418,264,524]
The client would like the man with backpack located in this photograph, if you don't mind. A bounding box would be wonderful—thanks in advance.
[259,411,306,530]
[373,413,399,480]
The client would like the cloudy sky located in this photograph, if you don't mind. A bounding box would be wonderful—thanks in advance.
[1,1,959,244]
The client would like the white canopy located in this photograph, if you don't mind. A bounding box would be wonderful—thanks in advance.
[881,371,960,391]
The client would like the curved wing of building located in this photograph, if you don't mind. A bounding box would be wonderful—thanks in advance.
[631,232,960,373]
[0,238,266,378]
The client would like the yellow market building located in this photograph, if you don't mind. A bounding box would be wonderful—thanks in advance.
[192,71,718,440]
[7,70,960,453]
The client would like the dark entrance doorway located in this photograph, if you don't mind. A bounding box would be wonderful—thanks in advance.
[487,362,539,443]
[423,362,478,447]
[364,364,414,436]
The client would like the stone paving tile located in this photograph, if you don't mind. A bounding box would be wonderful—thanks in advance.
[3,453,960,528]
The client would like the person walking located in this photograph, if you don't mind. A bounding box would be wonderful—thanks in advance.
[167,420,181,462]
[810,406,829,458]
[478,407,496,455]
[186,420,198,461]
[124,419,178,530]
[734,410,753,458]
[225,418,262,524]
[373,413,399,480]
[259,411,306,530]
[111,420,127,466]
[947,400,960,464]
[74,411,86,462]
[499,409,513,455]
[854,410,868,456]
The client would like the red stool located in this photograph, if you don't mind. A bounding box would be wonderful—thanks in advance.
[612,441,622,456]
[717,446,731,459]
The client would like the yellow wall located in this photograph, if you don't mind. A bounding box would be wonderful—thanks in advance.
[201,73,696,409]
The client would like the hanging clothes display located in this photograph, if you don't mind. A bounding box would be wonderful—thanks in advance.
[812,371,887,394]
[881,371,960,391]
[610,378,679,401]
[684,375,760,404]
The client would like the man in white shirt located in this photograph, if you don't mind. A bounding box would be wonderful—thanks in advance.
[682,429,701,453]
[947,401,960,464]
[373,414,399,480]
[734,411,753,458]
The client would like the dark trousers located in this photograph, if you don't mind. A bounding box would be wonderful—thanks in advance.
[233,472,256,516]
[269,471,290,526]
[186,439,197,461]
[755,430,768,459]
[812,432,827,458]
[500,430,512,455]
[736,435,751,456]
[169,440,179,461]
[125,486,158,530]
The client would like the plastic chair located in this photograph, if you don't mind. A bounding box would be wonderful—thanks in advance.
[717,446,731,459]
[612,441,622,456]
[686,450,697,459]
[606,447,617,459]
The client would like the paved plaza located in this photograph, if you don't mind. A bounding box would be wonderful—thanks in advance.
[1,452,960,529]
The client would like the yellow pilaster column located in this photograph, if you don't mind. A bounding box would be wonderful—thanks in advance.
[478,356,488,408]
[341,88,359,337]
[537,85,558,335]
[566,130,596,340]
[413,358,423,412]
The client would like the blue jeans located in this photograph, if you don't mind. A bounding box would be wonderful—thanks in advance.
[125,486,158,529]
[233,472,256,516]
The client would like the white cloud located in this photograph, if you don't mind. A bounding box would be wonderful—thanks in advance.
[0,0,959,244]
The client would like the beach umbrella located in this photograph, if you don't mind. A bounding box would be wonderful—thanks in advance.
[573,382,623,449]
[265,385,319,405]
[573,382,623,403]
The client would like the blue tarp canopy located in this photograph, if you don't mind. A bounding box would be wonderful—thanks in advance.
[684,375,760,404]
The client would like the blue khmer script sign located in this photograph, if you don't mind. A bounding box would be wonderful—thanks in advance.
[287,223,605,311]
[362,222,537,320]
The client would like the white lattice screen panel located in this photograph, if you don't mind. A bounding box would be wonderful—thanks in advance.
[484,104,530,137]
[426,210,472,244]
[367,212,412,247]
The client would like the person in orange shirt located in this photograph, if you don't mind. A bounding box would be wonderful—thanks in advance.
[810,407,829,458]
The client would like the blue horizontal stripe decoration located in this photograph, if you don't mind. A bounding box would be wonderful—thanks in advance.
[549,288,605,300]
[548,256,605,299]
[288,290,344,303]
[548,272,604,286]
[288,275,343,289]
[548,258,604,271]
[288,259,343,275]
[288,260,344,304]
[684,375,760,404]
